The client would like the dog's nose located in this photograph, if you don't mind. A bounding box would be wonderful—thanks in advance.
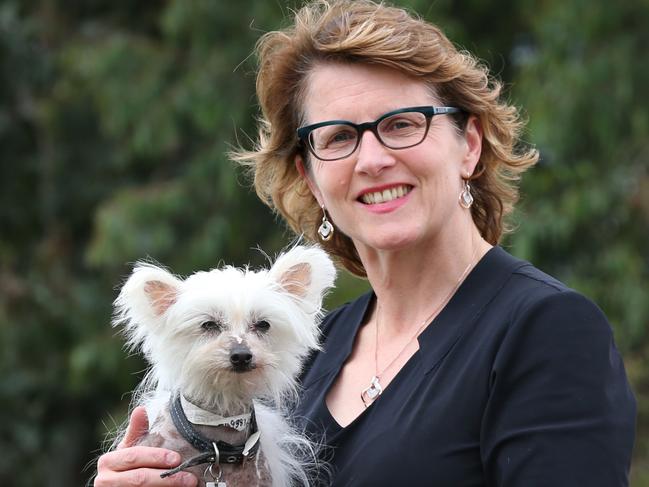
[230,345,253,370]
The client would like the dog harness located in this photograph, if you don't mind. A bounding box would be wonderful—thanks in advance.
[160,396,261,481]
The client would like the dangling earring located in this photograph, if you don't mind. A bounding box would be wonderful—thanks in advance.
[318,206,334,241]
[459,179,474,209]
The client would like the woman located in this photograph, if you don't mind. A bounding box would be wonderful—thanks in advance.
[94,1,636,485]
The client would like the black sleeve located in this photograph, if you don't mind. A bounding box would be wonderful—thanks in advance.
[481,290,636,487]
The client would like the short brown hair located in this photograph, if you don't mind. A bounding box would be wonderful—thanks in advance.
[234,0,539,277]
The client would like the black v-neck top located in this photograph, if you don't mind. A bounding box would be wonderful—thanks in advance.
[295,247,635,486]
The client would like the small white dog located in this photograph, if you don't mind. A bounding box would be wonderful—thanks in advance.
[113,245,336,486]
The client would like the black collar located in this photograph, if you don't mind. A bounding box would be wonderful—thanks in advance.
[169,395,260,465]
[301,246,531,390]
[415,246,529,374]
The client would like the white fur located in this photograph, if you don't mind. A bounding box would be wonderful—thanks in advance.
[256,402,322,486]
[113,245,336,486]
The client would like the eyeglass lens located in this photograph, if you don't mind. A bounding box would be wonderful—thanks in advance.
[308,111,428,160]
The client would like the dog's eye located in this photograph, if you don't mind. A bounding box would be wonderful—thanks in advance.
[201,320,223,332]
[253,320,271,333]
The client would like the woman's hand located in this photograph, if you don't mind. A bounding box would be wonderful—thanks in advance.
[94,406,198,486]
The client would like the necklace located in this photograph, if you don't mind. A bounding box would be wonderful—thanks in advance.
[360,250,479,408]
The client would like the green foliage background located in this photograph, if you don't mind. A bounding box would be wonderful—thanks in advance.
[1,1,647,485]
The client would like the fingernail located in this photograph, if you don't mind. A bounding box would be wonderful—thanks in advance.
[166,451,180,465]
[180,473,197,486]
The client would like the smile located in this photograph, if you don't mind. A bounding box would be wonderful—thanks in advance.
[359,185,413,205]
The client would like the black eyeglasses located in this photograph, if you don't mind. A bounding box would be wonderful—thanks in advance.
[297,106,462,161]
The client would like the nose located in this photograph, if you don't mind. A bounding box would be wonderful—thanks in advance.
[230,345,253,370]
[354,130,396,176]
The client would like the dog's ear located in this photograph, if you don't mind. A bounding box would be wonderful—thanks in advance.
[143,279,178,316]
[269,245,336,310]
[113,263,182,347]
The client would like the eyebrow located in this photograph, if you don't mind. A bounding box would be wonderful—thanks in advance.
[308,104,425,125]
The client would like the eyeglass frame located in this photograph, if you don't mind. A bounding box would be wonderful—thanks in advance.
[296,105,463,162]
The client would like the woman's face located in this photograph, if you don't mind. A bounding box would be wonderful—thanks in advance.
[296,63,482,256]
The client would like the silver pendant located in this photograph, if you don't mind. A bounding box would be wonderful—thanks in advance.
[361,376,382,407]
[459,182,474,209]
[318,219,334,241]
[206,482,226,487]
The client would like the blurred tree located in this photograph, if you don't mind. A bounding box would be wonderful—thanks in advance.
[0,2,294,485]
[507,1,649,482]
[0,0,646,485]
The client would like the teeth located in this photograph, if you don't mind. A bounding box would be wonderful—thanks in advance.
[361,185,411,204]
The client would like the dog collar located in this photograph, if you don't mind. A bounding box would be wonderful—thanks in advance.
[168,395,260,465]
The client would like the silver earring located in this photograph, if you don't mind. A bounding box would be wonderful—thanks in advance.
[318,206,334,241]
[459,179,474,209]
